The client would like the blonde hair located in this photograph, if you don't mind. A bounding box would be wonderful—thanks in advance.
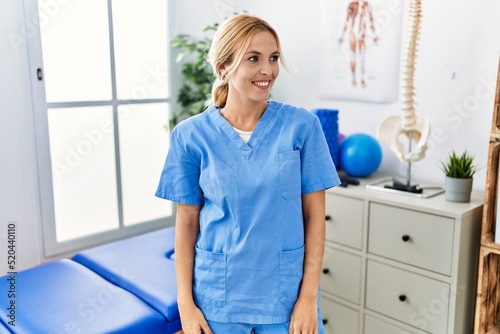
[207,13,288,108]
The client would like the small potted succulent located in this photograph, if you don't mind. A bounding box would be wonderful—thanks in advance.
[440,150,478,202]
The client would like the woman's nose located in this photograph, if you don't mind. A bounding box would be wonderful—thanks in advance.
[260,61,272,75]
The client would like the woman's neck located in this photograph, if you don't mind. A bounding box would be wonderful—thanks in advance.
[220,100,268,131]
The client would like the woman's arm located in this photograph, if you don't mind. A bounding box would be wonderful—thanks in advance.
[290,190,326,334]
[175,203,212,334]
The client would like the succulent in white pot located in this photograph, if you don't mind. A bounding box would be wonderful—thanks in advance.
[440,150,478,202]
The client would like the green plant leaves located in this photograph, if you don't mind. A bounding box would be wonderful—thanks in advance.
[440,150,478,178]
[169,23,217,129]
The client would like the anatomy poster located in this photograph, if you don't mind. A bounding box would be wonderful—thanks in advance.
[319,0,404,102]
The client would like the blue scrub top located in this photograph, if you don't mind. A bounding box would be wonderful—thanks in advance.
[156,100,340,324]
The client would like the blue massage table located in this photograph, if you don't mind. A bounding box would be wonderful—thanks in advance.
[0,259,170,333]
[0,227,181,333]
[72,227,181,333]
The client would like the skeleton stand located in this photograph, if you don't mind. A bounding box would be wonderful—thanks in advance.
[366,131,444,198]
[384,131,422,193]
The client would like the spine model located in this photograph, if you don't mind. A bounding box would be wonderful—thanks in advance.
[400,0,422,132]
[377,0,430,163]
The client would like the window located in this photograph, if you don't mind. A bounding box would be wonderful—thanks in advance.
[28,0,175,256]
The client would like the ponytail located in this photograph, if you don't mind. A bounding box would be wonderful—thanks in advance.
[211,77,229,108]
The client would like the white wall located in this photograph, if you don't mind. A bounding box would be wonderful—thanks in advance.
[0,0,42,274]
[176,0,499,190]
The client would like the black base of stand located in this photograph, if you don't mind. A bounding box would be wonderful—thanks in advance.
[338,171,360,187]
[384,179,423,194]
[365,177,444,199]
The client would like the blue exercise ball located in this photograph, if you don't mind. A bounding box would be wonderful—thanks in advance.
[339,133,382,177]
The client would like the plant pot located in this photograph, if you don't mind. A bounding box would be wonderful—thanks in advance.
[444,176,473,202]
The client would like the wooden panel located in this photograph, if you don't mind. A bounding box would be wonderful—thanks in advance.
[486,254,499,329]
[482,141,500,246]
[486,323,500,334]
[476,248,487,333]
[492,59,500,134]
[476,249,500,333]
[476,57,500,334]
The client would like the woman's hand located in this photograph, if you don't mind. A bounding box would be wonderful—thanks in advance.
[178,301,213,334]
[289,295,318,334]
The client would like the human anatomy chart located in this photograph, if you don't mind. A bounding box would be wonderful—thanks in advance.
[319,0,404,102]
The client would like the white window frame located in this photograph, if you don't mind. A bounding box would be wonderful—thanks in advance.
[23,0,178,257]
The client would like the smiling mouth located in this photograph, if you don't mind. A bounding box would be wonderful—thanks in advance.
[253,81,271,89]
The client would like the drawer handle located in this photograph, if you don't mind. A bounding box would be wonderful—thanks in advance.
[398,294,407,302]
[402,235,410,242]
[325,215,332,221]
[322,319,329,325]
[322,268,330,274]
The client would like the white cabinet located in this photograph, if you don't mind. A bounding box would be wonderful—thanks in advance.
[368,203,454,275]
[325,194,364,250]
[321,296,360,334]
[321,247,362,304]
[320,175,483,334]
[366,260,449,334]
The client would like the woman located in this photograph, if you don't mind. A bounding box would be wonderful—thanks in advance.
[156,13,340,334]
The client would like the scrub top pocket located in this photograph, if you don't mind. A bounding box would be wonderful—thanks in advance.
[193,247,227,307]
[279,245,305,306]
[276,150,301,200]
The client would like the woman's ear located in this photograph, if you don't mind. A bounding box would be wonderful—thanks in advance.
[220,65,227,79]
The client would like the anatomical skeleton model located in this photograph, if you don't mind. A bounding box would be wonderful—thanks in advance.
[376,0,430,191]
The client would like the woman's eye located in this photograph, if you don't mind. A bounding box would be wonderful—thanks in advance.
[248,55,279,62]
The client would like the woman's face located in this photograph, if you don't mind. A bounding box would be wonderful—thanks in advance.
[226,31,280,105]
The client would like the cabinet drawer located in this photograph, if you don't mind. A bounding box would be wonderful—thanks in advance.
[326,194,363,249]
[368,203,454,275]
[364,314,422,334]
[366,261,449,334]
[321,247,362,304]
[321,296,359,334]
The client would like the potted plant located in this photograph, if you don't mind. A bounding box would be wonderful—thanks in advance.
[168,12,251,130]
[169,22,218,130]
[440,150,478,202]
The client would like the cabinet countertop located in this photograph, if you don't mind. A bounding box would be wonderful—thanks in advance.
[327,173,484,218]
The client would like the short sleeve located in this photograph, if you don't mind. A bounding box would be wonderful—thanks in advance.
[300,117,341,194]
[155,128,204,205]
